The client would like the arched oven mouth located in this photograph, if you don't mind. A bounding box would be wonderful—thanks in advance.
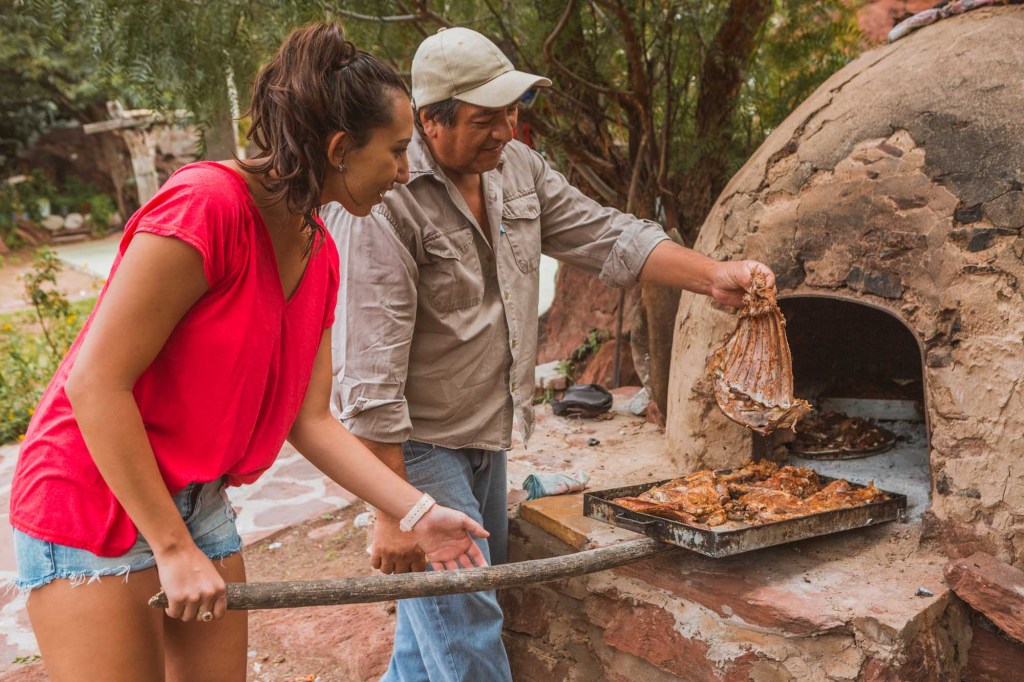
[754,294,931,520]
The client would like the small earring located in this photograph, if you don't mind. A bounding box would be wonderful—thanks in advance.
[337,162,346,173]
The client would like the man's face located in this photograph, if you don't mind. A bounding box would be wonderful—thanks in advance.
[421,101,519,178]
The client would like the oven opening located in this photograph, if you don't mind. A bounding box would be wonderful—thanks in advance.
[755,296,931,520]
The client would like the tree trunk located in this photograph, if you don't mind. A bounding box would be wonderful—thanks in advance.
[644,0,774,421]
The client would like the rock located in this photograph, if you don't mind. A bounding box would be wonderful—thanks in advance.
[537,264,641,364]
[40,215,65,233]
[626,387,651,416]
[944,551,1024,644]
[575,338,639,387]
[535,360,567,391]
[962,614,1024,682]
[845,266,905,299]
[63,213,85,230]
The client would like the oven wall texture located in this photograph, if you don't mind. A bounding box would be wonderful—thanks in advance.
[666,6,1024,565]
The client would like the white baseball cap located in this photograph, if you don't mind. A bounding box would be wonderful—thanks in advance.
[411,27,552,109]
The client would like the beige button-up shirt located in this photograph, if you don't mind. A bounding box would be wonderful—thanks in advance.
[324,131,668,450]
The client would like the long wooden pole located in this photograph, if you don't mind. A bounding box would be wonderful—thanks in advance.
[149,537,674,611]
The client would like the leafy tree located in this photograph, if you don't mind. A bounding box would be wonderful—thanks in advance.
[16,0,861,419]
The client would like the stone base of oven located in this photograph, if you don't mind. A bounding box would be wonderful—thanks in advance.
[502,494,981,681]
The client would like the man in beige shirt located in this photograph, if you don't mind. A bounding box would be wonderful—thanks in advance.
[325,27,774,682]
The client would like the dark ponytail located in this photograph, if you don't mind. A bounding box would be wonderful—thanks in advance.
[244,22,407,246]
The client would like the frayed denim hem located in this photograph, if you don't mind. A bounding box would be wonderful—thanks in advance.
[11,564,133,595]
[12,544,242,596]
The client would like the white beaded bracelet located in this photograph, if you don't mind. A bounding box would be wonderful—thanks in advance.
[399,493,436,532]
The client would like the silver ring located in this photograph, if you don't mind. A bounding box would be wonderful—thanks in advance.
[199,610,214,622]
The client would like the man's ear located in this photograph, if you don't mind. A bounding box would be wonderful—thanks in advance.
[327,131,348,168]
[418,110,438,139]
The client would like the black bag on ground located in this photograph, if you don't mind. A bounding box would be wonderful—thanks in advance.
[550,383,613,418]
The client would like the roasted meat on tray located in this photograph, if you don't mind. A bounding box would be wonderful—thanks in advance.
[789,411,897,457]
[611,460,888,528]
[708,272,812,435]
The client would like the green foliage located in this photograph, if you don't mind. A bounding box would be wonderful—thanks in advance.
[554,328,611,383]
[86,193,116,233]
[532,386,555,405]
[12,0,860,235]
[0,4,128,170]
[0,173,117,246]
[0,248,91,444]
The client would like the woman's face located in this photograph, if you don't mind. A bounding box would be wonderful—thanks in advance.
[327,90,413,217]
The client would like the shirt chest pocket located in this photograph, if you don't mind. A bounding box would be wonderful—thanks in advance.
[501,193,541,274]
[421,226,484,312]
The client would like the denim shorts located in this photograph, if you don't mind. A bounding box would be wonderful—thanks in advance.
[12,479,242,592]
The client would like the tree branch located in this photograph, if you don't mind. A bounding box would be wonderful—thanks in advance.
[542,0,628,101]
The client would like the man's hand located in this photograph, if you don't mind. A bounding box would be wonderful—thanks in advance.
[370,511,428,574]
[709,260,776,308]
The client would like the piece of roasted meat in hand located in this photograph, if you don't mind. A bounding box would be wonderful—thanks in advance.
[708,271,812,435]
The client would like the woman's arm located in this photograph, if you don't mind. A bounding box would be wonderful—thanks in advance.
[289,331,489,570]
[65,232,227,621]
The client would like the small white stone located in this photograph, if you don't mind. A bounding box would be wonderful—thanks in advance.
[41,215,65,233]
[64,212,85,230]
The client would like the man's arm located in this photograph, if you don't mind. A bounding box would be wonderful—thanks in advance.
[638,240,775,307]
[321,202,426,574]
[524,145,773,302]
[356,437,427,574]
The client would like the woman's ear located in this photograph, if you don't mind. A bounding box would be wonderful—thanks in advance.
[327,131,347,169]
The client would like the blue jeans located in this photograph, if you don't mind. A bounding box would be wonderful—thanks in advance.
[381,441,512,682]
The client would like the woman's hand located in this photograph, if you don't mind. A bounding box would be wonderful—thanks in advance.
[411,505,490,571]
[709,260,776,308]
[154,543,227,622]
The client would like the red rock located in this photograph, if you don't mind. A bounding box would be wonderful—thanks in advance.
[538,265,641,364]
[500,587,554,637]
[963,617,1024,682]
[612,553,847,636]
[575,338,640,387]
[859,0,942,44]
[945,552,1024,644]
[592,592,720,680]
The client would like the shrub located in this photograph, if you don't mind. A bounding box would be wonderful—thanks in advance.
[0,248,90,443]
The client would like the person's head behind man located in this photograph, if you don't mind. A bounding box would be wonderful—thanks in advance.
[411,27,551,179]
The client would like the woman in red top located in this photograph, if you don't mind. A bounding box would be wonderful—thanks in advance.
[10,23,487,682]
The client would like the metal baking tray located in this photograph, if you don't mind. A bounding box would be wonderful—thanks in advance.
[584,472,907,558]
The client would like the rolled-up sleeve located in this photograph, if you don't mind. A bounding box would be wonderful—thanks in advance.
[322,203,417,443]
[530,149,670,288]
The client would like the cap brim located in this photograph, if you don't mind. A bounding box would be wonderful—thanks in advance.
[454,70,552,108]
